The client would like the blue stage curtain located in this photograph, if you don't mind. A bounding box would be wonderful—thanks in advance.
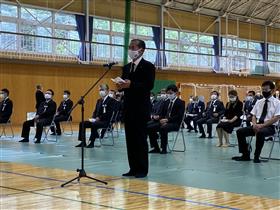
[213,36,222,72]
[152,26,166,68]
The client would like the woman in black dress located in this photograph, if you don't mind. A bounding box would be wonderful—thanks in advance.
[216,90,243,147]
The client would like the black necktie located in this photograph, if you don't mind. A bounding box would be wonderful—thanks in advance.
[259,99,268,124]
[166,101,173,118]
[130,63,135,73]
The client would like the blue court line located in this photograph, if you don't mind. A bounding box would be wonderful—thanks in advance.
[1,186,124,210]
[1,170,240,210]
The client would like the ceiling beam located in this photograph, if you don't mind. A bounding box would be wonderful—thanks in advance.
[219,0,235,16]
[266,0,280,25]
[245,0,261,17]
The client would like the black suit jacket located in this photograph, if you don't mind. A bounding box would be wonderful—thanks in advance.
[57,99,73,116]
[160,98,185,126]
[0,98,13,122]
[35,90,45,109]
[188,101,205,116]
[121,58,155,122]
[92,96,115,123]
[244,99,257,115]
[36,100,57,120]
[205,99,225,118]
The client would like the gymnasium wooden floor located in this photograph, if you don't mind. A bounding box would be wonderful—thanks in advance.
[1,161,279,210]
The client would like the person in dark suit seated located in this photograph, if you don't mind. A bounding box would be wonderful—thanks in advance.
[35,84,45,111]
[50,90,73,135]
[244,90,257,127]
[19,89,57,144]
[184,96,205,132]
[197,91,225,138]
[76,84,115,148]
[147,84,185,154]
[0,89,13,123]
[216,90,243,147]
[232,81,280,163]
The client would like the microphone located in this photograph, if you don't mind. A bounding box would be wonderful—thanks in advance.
[103,61,118,67]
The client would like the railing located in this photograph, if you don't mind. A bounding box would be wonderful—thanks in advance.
[0,31,279,76]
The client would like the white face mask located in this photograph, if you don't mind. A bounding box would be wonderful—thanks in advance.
[211,94,217,100]
[150,96,154,101]
[108,93,114,98]
[0,93,4,99]
[128,49,141,60]
[63,94,68,100]
[99,90,107,98]
[167,93,176,101]
[229,96,237,102]
[45,93,52,100]
[246,96,253,101]
[189,98,193,102]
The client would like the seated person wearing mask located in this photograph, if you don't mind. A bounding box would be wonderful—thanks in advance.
[216,90,243,147]
[184,96,205,132]
[19,89,57,144]
[0,89,13,123]
[76,84,115,148]
[147,84,185,154]
[244,90,257,127]
[233,81,280,163]
[50,90,73,135]
[197,91,225,138]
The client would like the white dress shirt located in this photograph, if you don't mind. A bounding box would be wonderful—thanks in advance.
[251,96,280,125]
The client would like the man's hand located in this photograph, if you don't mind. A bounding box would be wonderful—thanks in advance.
[153,115,160,120]
[160,119,168,125]
[116,80,131,90]
[253,124,264,133]
[213,113,219,117]
[95,117,100,122]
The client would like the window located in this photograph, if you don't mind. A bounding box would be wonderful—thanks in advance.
[55,13,76,26]
[199,35,213,45]
[180,32,197,43]
[0,22,17,50]
[93,18,110,31]
[0,3,17,17]
[268,43,280,62]
[21,7,52,23]
[136,25,153,36]
[165,29,178,40]
[92,34,110,58]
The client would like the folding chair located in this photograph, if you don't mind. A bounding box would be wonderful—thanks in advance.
[0,119,14,138]
[248,122,280,161]
[60,115,73,135]
[167,111,186,152]
[41,116,58,143]
[98,112,117,146]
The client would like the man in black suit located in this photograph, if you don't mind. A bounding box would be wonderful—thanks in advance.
[50,90,73,135]
[197,91,225,138]
[147,84,185,154]
[244,90,257,127]
[0,89,13,123]
[76,84,115,148]
[19,89,57,144]
[35,84,45,111]
[184,96,205,132]
[116,39,155,178]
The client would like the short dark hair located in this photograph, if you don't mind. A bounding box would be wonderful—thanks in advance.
[131,39,146,50]
[262,81,275,90]
[36,84,42,90]
[64,90,70,95]
[1,88,9,96]
[248,90,255,96]
[166,84,178,93]
[228,90,238,96]
[47,89,54,96]
[211,90,219,97]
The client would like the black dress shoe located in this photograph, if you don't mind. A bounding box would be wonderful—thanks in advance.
[160,150,167,154]
[19,138,29,142]
[75,142,86,147]
[149,149,160,153]
[34,140,41,144]
[253,158,261,163]
[86,142,95,148]
[207,135,213,139]
[235,156,251,161]
[199,134,206,138]
[50,132,61,136]
[232,156,242,160]
[122,171,136,176]
[194,130,198,133]
[135,173,147,178]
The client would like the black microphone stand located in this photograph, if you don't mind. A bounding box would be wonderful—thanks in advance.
[61,63,115,187]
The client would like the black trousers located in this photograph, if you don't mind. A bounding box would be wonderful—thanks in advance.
[184,115,197,130]
[147,120,179,151]
[21,118,52,141]
[124,118,148,175]
[0,118,9,123]
[197,117,219,136]
[236,125,275,158]
[50,115,68,134]
[78,120,108,142]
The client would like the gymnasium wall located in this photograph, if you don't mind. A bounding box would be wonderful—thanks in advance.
[9,0,280,44]
[1,59,279,125]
